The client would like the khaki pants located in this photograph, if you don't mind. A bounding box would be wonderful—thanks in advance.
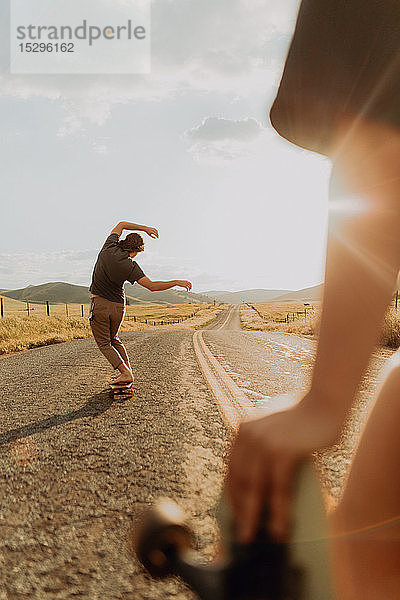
[89,296,129,369]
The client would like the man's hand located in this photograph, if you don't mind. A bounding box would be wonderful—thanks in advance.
[176,280,192,291]
[143,226,159,239]
[226,395,341,544]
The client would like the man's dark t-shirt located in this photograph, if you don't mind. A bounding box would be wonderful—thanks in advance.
[89,234,145,304]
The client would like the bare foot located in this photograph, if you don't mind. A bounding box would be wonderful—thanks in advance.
[111,372,134,385]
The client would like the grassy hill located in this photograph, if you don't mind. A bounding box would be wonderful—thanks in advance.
[1,282,214,306]
[2,282,92,304]
[273,284,323,303]
[203,289,291,304]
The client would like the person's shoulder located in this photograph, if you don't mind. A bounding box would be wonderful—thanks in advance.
[106,233,119,243]
[128,260,145,282]
[101,233,120,251]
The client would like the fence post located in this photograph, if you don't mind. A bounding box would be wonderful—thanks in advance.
[26,302,30,317]
[65,304,69,317]
[134,315,136,322]
[0,297,3,318]
[46,301,50,317]
[81,304,84,317]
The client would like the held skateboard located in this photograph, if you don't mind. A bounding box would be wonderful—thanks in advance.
[109,380,134,400]
[132,462,335,600]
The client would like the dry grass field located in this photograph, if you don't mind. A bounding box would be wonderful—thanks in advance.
[0,315,92,354]
[125,303,202,324]
[240,302,319,336]
[0,298,224,355]
[123,304,224,331]
[240,301,400,349]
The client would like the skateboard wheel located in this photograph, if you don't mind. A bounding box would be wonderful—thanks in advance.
[132,498,194,578]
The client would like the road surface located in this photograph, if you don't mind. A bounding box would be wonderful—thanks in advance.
[0,305,394,599]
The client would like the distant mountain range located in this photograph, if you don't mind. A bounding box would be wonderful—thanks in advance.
[272,284,323,302]
[203,285,323,303]
[0,281,324,306]
[203,289,290,304]
[0,282,214,305]
[1,282,92,304]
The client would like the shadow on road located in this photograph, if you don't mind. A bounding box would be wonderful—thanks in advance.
[0,391,115,446]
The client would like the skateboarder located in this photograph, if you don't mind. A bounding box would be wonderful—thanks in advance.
[89,221,192,385]
[227,2,400,599]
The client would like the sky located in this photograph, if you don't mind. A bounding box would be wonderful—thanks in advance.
[1,0,331,293]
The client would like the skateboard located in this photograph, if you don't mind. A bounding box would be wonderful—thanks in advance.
[109,380,134,400]
[132,462,334,600]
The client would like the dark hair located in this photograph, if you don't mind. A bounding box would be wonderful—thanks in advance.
[119,232,145,253]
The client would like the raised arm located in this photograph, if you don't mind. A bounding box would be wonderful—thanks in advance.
[137,277,192,292]
[110,221,159,239]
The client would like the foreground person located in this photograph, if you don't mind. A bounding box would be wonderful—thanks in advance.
[227,2,400,598]
[89,221,192,385]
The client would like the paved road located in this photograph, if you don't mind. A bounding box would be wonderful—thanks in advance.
[0,305,394,599]
[0,327,230,600]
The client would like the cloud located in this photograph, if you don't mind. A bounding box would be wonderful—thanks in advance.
[183,116,270,162]
[0,247,241,293]
[0,250,97,289]
[1,0,299,131]
[0,248,196,290]
[185,116,263,142]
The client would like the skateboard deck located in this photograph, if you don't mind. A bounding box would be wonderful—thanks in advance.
[133,461,334,599]
[109,380,134,400]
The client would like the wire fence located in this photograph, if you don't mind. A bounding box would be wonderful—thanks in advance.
[0,298,89,318]
[124,309,200,326]
[245,302,315,324]
[0,297,203,326]
[245,291,400,324]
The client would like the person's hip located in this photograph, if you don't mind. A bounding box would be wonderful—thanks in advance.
[90,295,125,320]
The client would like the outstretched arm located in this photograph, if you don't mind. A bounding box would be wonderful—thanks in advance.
[137,277,192,292]
[111,221,159,239]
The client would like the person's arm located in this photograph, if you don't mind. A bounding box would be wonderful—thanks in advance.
[227,118,400,544]
[137,276,192,292]
[110,221,159,239]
